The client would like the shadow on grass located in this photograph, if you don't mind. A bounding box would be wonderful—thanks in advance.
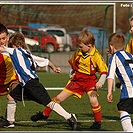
[14,113,120,131]
[78,113,120,121]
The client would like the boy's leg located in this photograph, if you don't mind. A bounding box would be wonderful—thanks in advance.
[0,82,19,128]
[88,92,102,129]
[117,98,133,131]
[31,91,72,121]
[0,99,16,128]
[48,101,77,130]
[120,111,133,131]
[120,111,133,132]
[6,100,16,127]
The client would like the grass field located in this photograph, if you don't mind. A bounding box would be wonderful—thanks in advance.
[0,72,128,131]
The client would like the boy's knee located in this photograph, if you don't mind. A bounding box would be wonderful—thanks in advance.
[7,94,15,101]
[52,96,61,104]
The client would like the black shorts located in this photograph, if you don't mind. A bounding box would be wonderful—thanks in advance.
[117,98,133,114]
[10,79,51,106]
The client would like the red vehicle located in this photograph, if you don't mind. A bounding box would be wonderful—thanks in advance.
[69,33,78,50]
[7,25,59,53]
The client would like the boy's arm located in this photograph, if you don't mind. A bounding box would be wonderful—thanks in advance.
[107,78,114,103]
[0,46,14,54]
[96,74,107,89]
[31,55,61,73]
[48,60,61,73]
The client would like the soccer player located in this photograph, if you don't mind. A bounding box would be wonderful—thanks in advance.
[107,16,133,89]
[30,29,108,129]
[0,24,19,128]
[0,32,77,130]
[126,15,133,54]
[107,32,133,131]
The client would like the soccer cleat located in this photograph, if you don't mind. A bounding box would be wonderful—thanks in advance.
[90,122,101,129]
[30,111,49,122]
[0,119,15,128]
[67,114,77,130]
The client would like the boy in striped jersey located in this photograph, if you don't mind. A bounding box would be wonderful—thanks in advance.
[107,32,133,131]
[31,29,108,129]
[0,32,77,130]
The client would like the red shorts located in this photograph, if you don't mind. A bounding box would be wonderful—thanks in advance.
[0,80,18,96]
[64,72,97,98]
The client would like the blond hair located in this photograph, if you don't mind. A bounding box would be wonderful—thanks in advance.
[108,32,125,50]
[129,16,133,22]
[77,29,95,46]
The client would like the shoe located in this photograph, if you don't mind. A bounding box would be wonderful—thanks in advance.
[0,119,15,128]
[90,122,101,129]
[30,111,49,122]
[67,114,77,130]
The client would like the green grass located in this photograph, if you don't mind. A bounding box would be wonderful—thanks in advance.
[0,72,127,131]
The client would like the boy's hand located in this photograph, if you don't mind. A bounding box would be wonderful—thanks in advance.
[106,49,112,56]
[53,67,61,73]
[96,82,102,89]
[107,93,113,103]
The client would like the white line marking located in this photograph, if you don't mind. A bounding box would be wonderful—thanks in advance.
[16,119,117,123]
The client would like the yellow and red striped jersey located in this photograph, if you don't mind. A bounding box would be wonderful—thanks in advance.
[0,53,18,85]
[68,47,108,75]
[126,38,133,55]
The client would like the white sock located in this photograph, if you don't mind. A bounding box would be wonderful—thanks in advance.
[49,101,71,120]
[120,111,133,132]
[7,101,16,123]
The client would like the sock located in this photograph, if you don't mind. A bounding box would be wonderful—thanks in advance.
[91,104,102,122]
[7,101,16,123]
[43,96,58,116]
[120,111,133,131]
[49,101,71,120]
[43,106,52,116]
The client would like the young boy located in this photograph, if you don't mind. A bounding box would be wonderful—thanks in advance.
[126,15,133,55]
[0,32,77,130]
[31,29,108,129]
[0,24,19,128]
[107,32,133,131]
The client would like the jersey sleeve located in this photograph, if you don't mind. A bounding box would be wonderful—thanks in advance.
[2,46,14,55]
[107,54,116,79]
[68,50,78,69]
[95,53,108,75]
[126,38,133,55]
[31,54,49,67]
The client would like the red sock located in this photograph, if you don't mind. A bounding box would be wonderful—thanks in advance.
[91,104,102,122]
[43,106,52,116]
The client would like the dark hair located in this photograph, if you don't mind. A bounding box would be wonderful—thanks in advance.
[0,23,9,35]
[8,32,26,49]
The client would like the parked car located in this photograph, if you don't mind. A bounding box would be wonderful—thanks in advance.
[69,33,78,50]
[7,25,59,53]
[38,26,73,52]
[8,29,40,52]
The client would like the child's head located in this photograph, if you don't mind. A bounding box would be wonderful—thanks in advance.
[77,29,95,46]
[77,29,95,53]
[8,32,26,49]
[0,24,9,46]
[129,16,133,34]
[108,32,125,54]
